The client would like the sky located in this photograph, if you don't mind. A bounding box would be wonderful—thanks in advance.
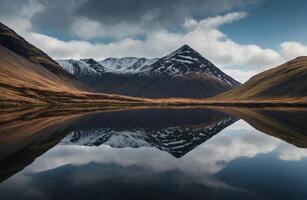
[0,0,307,82]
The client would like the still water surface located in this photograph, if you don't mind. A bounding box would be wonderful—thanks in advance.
[0,108,307,199]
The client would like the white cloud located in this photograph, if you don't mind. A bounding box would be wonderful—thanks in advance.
[2,17,33,32]
[1,0,45,33]
[70,17,106,39]
[197,12,248,29]
[280,41,307,60]
[20,0,45,18]
[10,11,307,83]
[71,17,146,39]
[223,69,260,83]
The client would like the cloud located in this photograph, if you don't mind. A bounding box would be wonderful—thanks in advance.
[20,0,45,18]
[19,11,307,82]
[0,0,262,39]
[280,41,307,60]
[0,0,45,32]
[25,120,307,182]
[2,1,307,83]
[71,17,146,39]
[197,12,248,29]
[71,0,260,38]
[223,69,260,83]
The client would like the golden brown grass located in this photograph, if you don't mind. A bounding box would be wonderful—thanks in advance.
[1,31,307,108]
[220,56,307,99]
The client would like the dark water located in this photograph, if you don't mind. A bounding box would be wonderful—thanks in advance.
[0,108,307,200]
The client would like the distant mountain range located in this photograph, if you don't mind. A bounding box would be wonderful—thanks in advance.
[0,22,306,107]
[57,45,241,98]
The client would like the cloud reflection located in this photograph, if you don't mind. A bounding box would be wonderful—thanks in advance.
[19,119,307,189]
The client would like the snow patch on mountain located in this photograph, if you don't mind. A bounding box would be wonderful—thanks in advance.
[61,129,152,148]
[60,117,238,158]
[56,45,240,86]
[99,57,158,74]
[57,59,97,75]
[57,59,105,76]
[149,45,241,86]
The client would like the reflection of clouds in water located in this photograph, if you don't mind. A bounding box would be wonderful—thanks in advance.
[276,143,307,161]
[27,121,307,174]
[10,120,306,191]
[224,120,254,131]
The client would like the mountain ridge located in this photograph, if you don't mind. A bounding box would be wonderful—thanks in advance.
[148,45,241,86]
[57,45,241,99]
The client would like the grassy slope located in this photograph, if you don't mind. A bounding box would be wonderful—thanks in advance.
[0,23,154,107]
[0,21,306,107]
[0,23,86,91]
[220,56,307,99]
[0,45,151,107]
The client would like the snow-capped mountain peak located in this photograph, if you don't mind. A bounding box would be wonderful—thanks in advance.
[149,45,241,86]
[56,45,240,87]
[163,45,201,61]
[56,44,241,98]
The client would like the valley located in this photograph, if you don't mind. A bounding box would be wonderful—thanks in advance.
[0,22,306,108]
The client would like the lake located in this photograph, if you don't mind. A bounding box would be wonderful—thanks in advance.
[0,107,307,200]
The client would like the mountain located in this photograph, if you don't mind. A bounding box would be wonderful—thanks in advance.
[220,56,307,99]
[148,45,240,85]
[58,57,158,76]
[0,23,149,106]
[0,23,85,90]
[57,45,241,98]
[99,57,158,73]
[57,59,105,77]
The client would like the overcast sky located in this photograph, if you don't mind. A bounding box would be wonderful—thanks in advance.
[1,0,307,82]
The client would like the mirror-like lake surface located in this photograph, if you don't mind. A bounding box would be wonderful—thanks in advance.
[0,107,307,200]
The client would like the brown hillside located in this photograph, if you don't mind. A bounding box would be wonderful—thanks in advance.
[220,56,307,99]
[0,23,151,107]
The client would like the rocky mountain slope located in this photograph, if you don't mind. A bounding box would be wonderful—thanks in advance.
[58,45,241,98]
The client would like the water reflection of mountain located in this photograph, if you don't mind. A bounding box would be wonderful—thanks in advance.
[0,110,81,183]
[1,107,307,184]
[227,109,307,148]
[62,109,238,158]
[0,108,237,182]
